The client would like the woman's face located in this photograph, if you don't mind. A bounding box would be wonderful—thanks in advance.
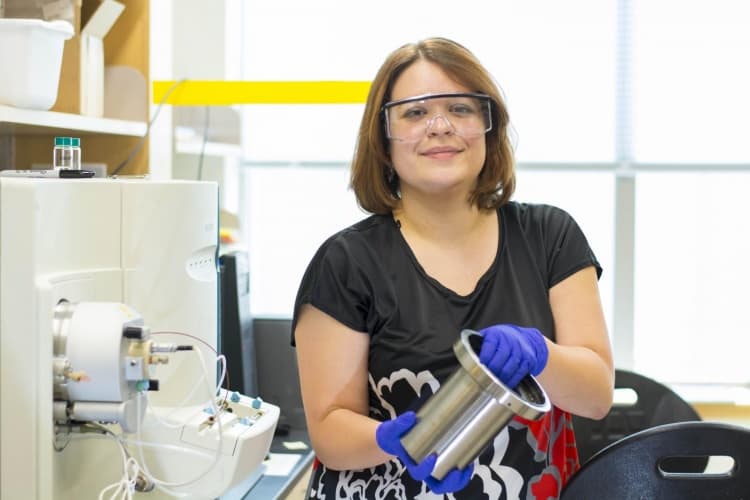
[387,60,487,203]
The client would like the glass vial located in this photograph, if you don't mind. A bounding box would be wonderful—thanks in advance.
[53,137,73,170]
[71,137,82,170]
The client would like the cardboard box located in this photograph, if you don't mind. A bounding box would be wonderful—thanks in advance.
[52,0,83,114]
[53,0,124,116]
[1,0,77,24]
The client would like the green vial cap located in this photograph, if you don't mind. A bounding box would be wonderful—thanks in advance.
[72,138,80,147]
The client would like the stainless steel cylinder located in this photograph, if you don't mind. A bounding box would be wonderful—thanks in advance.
[400,329,551,480]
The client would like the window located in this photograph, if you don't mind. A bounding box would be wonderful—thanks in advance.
[238,0,750,389]
[633,172,750,384]
[241,0,616,163]
[243,164,362,315]
[632,0,750,163]
[241,0,616,315]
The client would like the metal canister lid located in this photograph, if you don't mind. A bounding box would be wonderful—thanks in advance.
[454,329,551,417]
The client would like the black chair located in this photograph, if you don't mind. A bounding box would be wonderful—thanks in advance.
[561,421,750,500]
[572,368,702,465]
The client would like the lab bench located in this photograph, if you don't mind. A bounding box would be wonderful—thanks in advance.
[239,429,314,499]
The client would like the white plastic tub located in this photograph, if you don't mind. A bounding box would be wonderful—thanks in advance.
[0,18,74,110]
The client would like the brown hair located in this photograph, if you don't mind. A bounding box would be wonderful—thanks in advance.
[350,37,516,214]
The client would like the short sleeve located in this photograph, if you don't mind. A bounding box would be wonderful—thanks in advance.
[540,205,602,287]
[291,234,371,344]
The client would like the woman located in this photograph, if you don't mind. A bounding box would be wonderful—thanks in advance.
[292,37,614,499]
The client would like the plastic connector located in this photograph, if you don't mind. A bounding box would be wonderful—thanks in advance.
[150,343,178,353]
[149,343,193,352]
[123,325,150,340]
[136,379,159,391]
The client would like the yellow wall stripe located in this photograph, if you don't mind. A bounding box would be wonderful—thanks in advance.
[153,80,372,105]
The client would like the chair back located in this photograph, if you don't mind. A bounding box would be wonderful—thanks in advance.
[572,368,702,464]
[561,421,750,500]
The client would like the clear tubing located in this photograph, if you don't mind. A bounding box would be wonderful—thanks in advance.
[135,351,226,492]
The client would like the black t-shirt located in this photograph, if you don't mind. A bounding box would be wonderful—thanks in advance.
[293,202,601,499]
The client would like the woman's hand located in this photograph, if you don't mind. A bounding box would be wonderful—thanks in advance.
[375,411,474,494]
[478,324,549,388]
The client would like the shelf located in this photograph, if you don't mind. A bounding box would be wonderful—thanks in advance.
[0,105,147,137]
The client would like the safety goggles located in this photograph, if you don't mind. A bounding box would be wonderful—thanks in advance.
[383,92,493,143]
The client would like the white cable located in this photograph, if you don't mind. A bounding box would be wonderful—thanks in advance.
[215,353,227,395]
[143,396,191,430]
[194,347,218,406]
[142,344,221,430]
[119,438,215,461]
[143,374,209,430]
[134,352,228,495]
[68,432,214,461]
[66,341,231,498]
[95,434,138,500]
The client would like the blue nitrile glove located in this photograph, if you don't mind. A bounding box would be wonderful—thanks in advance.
[478,324,549,389]
[376,411,474,494]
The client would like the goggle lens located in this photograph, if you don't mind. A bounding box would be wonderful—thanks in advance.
[384,93,492,143]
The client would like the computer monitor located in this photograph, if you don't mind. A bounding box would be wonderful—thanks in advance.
[252,317,307,433]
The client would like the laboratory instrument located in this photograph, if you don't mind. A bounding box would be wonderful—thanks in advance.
[0,177,278,499]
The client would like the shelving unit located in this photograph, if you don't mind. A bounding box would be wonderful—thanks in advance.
[0,0,150,174]
[0,108,148,171]
[0,105,146,136]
